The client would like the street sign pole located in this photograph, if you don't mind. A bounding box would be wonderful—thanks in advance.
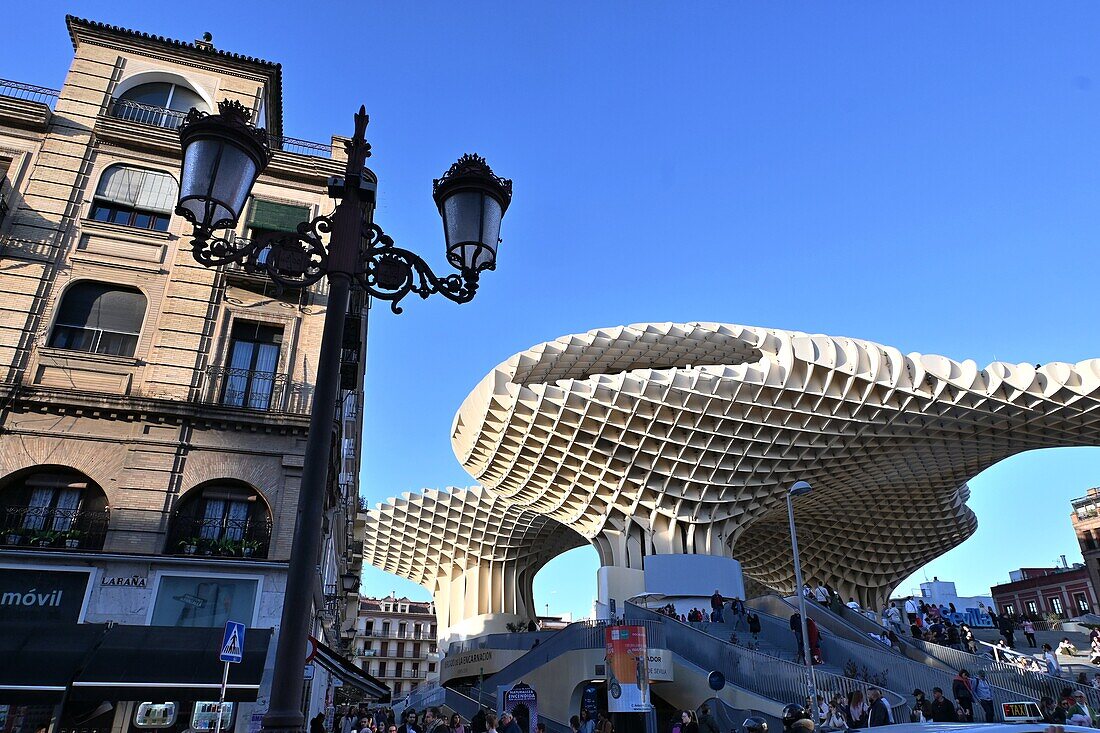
[217,620,246,733]
[215,661,231,733]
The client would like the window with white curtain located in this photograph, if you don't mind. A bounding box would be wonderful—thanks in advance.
[90,165,178,231]
[221,321,283,410]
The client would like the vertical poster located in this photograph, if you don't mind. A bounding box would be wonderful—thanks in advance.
[501,683,538,733]
[604,626,650,712]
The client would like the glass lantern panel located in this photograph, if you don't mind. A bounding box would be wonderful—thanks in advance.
[442,190,483,249]
[178,139,257,231]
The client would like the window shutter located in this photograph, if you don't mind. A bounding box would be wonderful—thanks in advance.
[95,166,178,214]
[247,199,311,233]
[56,282,147,334]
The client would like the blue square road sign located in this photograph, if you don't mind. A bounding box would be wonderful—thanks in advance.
[220,621,246,663]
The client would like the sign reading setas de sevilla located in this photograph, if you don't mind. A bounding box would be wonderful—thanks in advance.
[0,568,91,623]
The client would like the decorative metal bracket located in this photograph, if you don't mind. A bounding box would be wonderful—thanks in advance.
[354,221,479,314]
[190,214,333,290]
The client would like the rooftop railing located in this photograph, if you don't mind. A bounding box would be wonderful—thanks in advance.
[106,99,332,157]
[0,78,60,107]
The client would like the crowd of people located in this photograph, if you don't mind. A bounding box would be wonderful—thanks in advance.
[327,706,546,733]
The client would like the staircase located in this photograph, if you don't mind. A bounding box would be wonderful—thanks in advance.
[625,603,911,721]
[758,594,1100,710]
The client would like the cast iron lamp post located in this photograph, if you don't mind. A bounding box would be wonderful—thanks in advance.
[174,99,511,733]
[786,480,819,724]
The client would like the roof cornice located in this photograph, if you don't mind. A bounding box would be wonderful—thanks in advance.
[65,15,284,140]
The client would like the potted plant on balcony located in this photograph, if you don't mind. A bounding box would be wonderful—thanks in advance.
[62,529,85,549]
[4,527,23,546]
[179,537,201,555]
[240,539,262,558]
[213,537,240,556]
[32,530,60,548]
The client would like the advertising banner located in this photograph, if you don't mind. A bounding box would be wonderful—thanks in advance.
[0,568,91,623]
[604,625,650,712]
[500,683,538,733]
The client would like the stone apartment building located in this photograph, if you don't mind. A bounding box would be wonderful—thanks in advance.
[355,596,440,697]
[1071,486,1100,606]
[0,15,380,733]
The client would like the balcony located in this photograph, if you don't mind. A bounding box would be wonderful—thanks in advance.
[0,78,59,107]
[106,99,332,158]
[166,515,271,559]
[0,505,109,551]
[198,366,313,415]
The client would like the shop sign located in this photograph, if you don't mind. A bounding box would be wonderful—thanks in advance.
[440,648,525,682]
[101,574,147,588]
[644,649,673,681]
[0,567,90,623]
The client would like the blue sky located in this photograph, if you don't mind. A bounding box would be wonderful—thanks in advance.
[5,2,1100,619]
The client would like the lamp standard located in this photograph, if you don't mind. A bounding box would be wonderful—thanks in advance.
[174,100,512,733]
[786,480,818,723]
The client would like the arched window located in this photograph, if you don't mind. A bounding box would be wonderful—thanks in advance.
[167,482,272,558]
[111,81,208,129]
[90,165,178,231]
[48,281,147,357]
[0,468,110,550]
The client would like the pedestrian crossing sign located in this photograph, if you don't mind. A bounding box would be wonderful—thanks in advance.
[220,621,246,663]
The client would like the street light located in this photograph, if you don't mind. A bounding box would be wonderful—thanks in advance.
[175,99,512,733]
[786,480,818,724]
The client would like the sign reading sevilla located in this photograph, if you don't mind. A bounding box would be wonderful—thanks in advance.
[604,625,650,712]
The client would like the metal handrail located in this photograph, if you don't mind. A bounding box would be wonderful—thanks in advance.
[627,604,910,719]
[0,78,59,107]
[745,602,1024,720]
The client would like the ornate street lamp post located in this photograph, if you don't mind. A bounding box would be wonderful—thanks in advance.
[786,480,818,725]
[175,99,511,733]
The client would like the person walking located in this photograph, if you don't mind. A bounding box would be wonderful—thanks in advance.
[698,705,719,733]
[424,709,448,733]
[866,688,891,727]
[498,712,521,733]
[883,602,904,635]
[904,597,919,627]
[1043,643,1063,676]
[311,714,327,733]
[1068,691,1096,727]
[450,714,466,733]
[928,688,958,722]
[813,582,830,606]
[910,690,933,723]
[710,590,725,622]
[845,690,868,729]
[973,670,995,722]
[952,670,974,722]
[678,712,698,733]
[790,612,805,663]
[1022,618,1037,648]
[998,614,1016,648]
[578,711,594,733]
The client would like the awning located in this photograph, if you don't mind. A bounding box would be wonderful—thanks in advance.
[310,637,389,700]
[0,623,110,703]
[70,625,273,702]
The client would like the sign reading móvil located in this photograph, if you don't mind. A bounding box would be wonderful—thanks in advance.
[604,625,650,712]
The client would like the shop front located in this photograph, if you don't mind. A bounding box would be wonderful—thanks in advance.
[0,622,272,733]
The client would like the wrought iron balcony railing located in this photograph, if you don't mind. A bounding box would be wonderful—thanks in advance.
[106,98,331,157]
[0,78,60,107]
[199,365,313,415]
[109,98,188,129]
[166,515,271,558]
[0,505,109,551]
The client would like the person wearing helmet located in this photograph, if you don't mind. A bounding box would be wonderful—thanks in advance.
[742,718,767,733]
[781,704,813,733]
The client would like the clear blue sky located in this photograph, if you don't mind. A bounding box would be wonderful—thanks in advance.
[5,2,1100,620]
